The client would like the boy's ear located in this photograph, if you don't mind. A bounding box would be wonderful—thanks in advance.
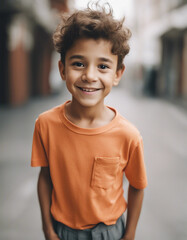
[113,65,125,86]
[58,60,66,81]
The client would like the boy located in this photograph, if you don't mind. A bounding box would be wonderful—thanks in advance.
[31,3,147,240]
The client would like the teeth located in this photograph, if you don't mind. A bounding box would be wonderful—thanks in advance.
[78,87,98,92]
[82,88,95,92]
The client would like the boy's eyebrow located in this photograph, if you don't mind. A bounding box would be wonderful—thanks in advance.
[69,55,84,60]
[69,55,113,64]
[98,57,113,64]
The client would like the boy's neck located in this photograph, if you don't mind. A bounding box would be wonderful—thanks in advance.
[65,99,115,128]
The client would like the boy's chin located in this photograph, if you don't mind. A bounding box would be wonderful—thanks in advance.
[72,98,104,108]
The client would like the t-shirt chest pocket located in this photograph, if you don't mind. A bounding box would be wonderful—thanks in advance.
[91,157,120,189]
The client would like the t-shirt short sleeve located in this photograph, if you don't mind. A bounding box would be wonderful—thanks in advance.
[124,137,147,189]
[31,118,49,167]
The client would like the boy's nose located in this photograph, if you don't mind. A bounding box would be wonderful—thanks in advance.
[82,66,97,82]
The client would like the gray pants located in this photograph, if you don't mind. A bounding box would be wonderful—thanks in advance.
[54,214,125,240]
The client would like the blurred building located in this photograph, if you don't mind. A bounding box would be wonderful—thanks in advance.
[0,0,72,106]
[133,0,187,101]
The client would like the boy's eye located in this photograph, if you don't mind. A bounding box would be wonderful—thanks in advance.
[98,64,109,70]
[72,62,84,67]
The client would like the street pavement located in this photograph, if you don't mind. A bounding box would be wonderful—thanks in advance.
[0,85,187,240]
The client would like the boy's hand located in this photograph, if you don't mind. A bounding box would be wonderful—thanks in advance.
[46,236,60,240]
[121,233,135,240]
[121,238,134,240]
[44,231,60,240]
[121,236,134,240]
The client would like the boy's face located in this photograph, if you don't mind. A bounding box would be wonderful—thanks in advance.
[59,38,124,108]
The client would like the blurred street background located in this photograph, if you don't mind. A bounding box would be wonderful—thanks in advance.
[0,0,187,239]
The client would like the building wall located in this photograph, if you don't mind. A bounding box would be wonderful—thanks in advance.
[133,0,187,99]
[0,0,71,106]
[7,15,32,106]
[181,31,187,97]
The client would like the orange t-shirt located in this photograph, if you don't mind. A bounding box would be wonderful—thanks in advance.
[31,101,147,229]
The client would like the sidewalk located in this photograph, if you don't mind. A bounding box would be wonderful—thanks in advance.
[0,86,187,240]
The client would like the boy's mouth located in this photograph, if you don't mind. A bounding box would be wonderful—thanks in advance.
[77,87,101,92]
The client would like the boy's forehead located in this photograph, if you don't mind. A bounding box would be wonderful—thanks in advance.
[66,38,116,60]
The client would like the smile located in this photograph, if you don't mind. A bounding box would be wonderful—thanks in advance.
[77,87,101,92]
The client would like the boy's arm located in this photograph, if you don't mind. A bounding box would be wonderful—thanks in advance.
[38,167,60,240]
[122,184,144,240]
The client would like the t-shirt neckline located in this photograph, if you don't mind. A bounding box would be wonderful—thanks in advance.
[59,101,119,135]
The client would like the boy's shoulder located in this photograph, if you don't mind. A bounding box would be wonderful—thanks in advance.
[117,113,142,144]
[36,103,64,127]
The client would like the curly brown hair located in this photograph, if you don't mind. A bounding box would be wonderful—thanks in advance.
[53,2,131,70]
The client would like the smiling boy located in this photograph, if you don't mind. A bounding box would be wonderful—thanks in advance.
[59,38,121,127]
[31,3,147,240]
